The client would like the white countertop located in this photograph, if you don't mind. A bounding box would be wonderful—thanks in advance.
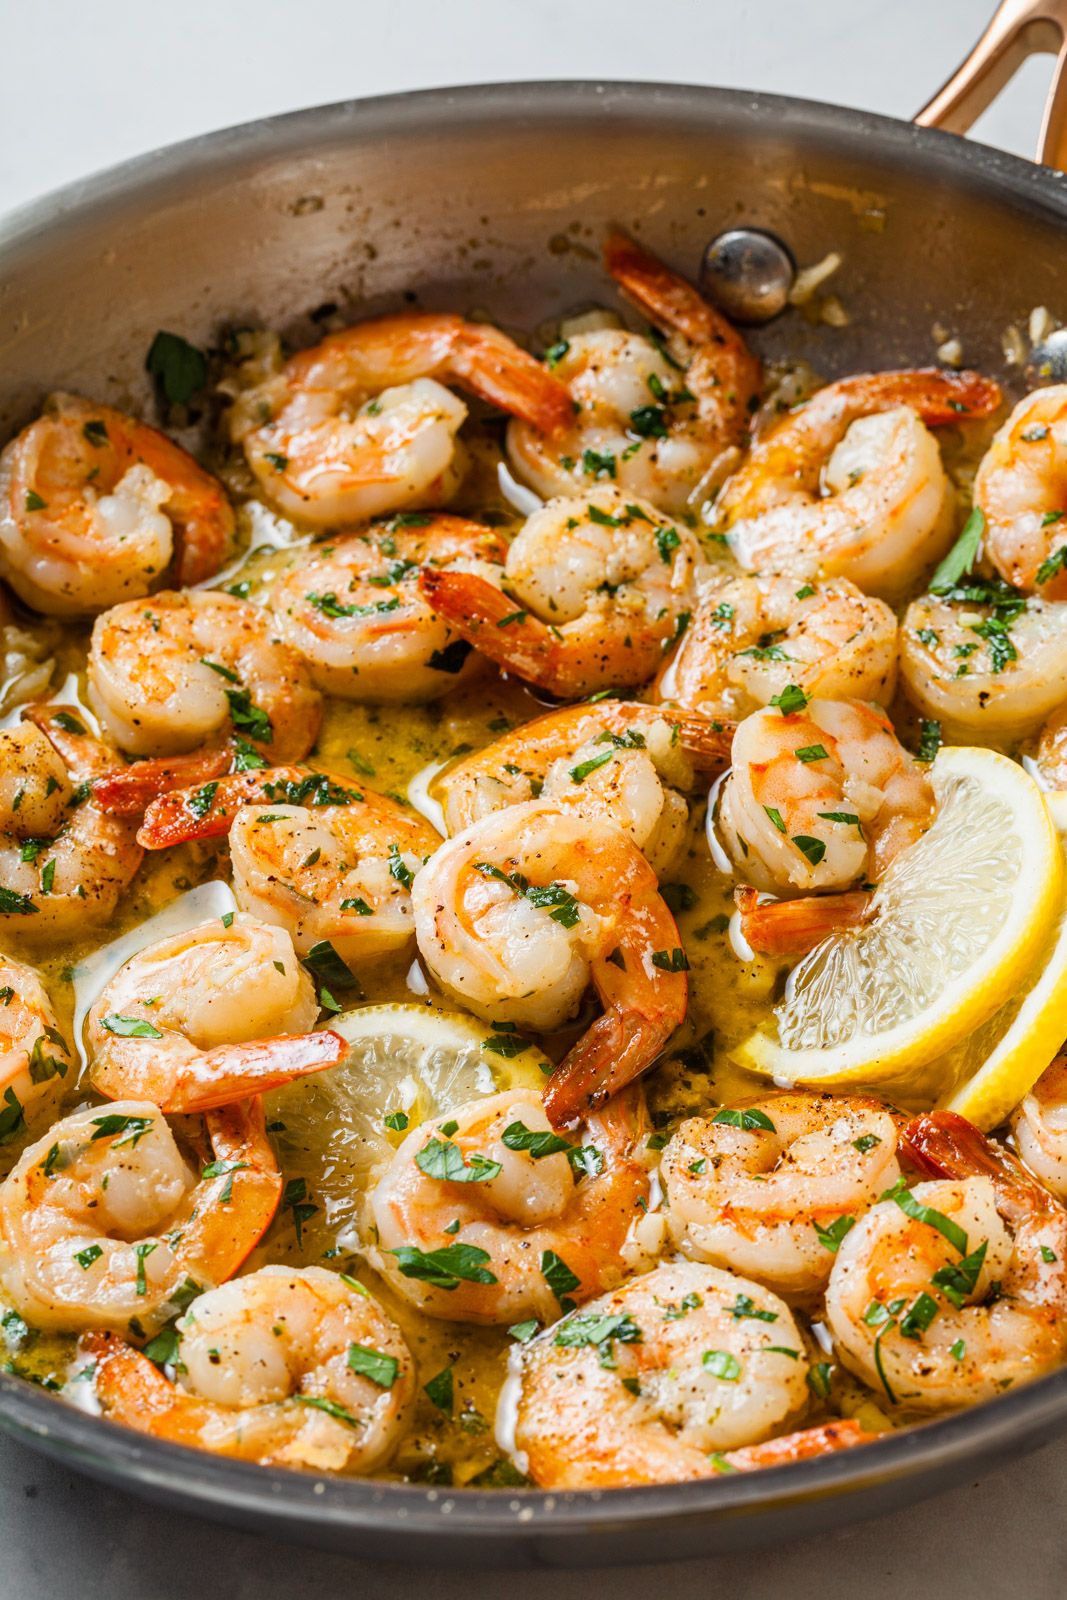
[0,0,1063,1594]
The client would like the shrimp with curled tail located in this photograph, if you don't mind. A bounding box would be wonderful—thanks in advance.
[419,487,701,698]
[719,369,1002,598]
[85,913,346,1111]
[230,314,571,527]
[82,1266,415,1473]
[507,231,761,514]
[825,1110,1067,1411]
[975,385,1067,598]
[411,799,688,1127]
[0,956,74,1129]
[0,393,234,615]
[366,1086,651,1325]
[1012,1055,1067,1200]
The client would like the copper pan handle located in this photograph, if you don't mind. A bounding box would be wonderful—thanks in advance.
[915,0,1067,173]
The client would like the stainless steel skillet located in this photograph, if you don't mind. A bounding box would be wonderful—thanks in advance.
[2,0,1067,1567]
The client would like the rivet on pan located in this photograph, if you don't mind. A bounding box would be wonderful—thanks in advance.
[700,229,796,325]
[1027,327,1067,385]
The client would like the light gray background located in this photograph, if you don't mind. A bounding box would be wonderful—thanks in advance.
[0,0,1062,1594]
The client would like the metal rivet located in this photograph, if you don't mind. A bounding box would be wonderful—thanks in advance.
[1027,327,1067,384]
[700,228,796,325]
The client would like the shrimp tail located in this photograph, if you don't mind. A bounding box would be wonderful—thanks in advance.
[138,767,306,848]
[668,710,736,773]
[419,567,571,694]
[735,885,873,956]
[81,1332,214,1442]
[93,747,234,818]
[717,1418,878,1473]
[902,1109,1052,1229]
[179,1098,282,1283]
[830,370,1003,428]
[450,324,573,434]
[543,1007,676,1129]
[21,703,114,782]
[90,1027,348,1113]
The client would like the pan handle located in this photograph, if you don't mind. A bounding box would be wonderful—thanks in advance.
[915,0,1067,172]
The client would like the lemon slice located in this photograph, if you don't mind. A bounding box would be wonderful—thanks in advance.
[735,747,1062,1091]
[265,1004,550,1238]
[935,790,1067,1129]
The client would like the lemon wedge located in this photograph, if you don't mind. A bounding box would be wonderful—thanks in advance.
[936,790,1067,1129]
[265,1004,549,1239]
[735,747,1062,1092]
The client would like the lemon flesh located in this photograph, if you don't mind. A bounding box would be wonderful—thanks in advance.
[736,747,1062,1091]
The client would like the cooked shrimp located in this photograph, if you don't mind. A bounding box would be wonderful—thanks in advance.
[975,386,1067,598]
[0,709,142,937]
[653,573,899,719]
[230,314,571,527]
[825,1110,1067,1411]
[1012,1055,1067,1200]
[0,393,233,615]
[901,586,1067,743]
[733,884,873,958]
[87,590,321,759]
[434,699,732,875]
[660,1093,903,1296]
[136,766,441,971]
[718,369,1002,598]
[0,957,74,1128]
[410,800,688,1127]
[712,1419,878,1474]
[503,1260,809,1487]
[507,232,761,515]
[85,913,345,1111]
[419,488,701,697]
[267,514,506,701]
[717,698,934,895]
[1034,704,1067,788]
[82,1265,415,1472]
[366,1086,650,1325]
[0,1097,280,1333]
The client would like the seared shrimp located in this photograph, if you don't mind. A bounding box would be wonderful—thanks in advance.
[975,386,1067,598]
[504,1260,809,1487]
[507,232,761,515]
[825,1110,1067,1410]
[410,800,688,1126]
[719,369,1002,598]
[0,957,73,1129]
[0,709,142,937]
[660,1093,902,1296]
[85,913,346,1111]
[230,314,571,527]
[654,574,899,719]
[87,590,321,759]
[83,1265,415,1473]
[0,1097,280,1333]
[420,488,700,697]
[717,698,934,895]
[434,699,732,875]
[1013,1055,1067,1200]
[0,393,234,616]
[268,514,506,701]
[901,586,1067,743]
[366,1087,650,1325]
[136,766,441,972]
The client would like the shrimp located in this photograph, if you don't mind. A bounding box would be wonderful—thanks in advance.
[1034,704,1067,789]
[507,232,761,515]
[0,393,234,616]
[718,369,1003,598]
[135,766,441,971]
[825,1110,1067,1411]
[503,1260,810,1487]
[653,573,899,720]
[0,708,142,937]
[434,699,732,875]
[85,913,346,1111]
[365,1086,650,1325]
[733,884,873,958]
[419,487,701,698]
[87,589,322,759]
[410,800,688,1127]
[267,514,506,701]
[230,314,571,527]
[975,386,1067,598]
[82,1265,415,1473]
[716,698,934,896]
[901,585,1067,743]
[1012,1055,1067,1200]
[0,957,74,1129]
[0,1097,280,1333]
[660,1093,903,1296]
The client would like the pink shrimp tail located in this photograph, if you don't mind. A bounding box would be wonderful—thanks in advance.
[735,885,873,957]
[719,1419,878,1473]
[419,566,562,689]
[543,1007,677,1130]
[93,747,233,818]
[91,1028,349,1113]
[451,323,573,434]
